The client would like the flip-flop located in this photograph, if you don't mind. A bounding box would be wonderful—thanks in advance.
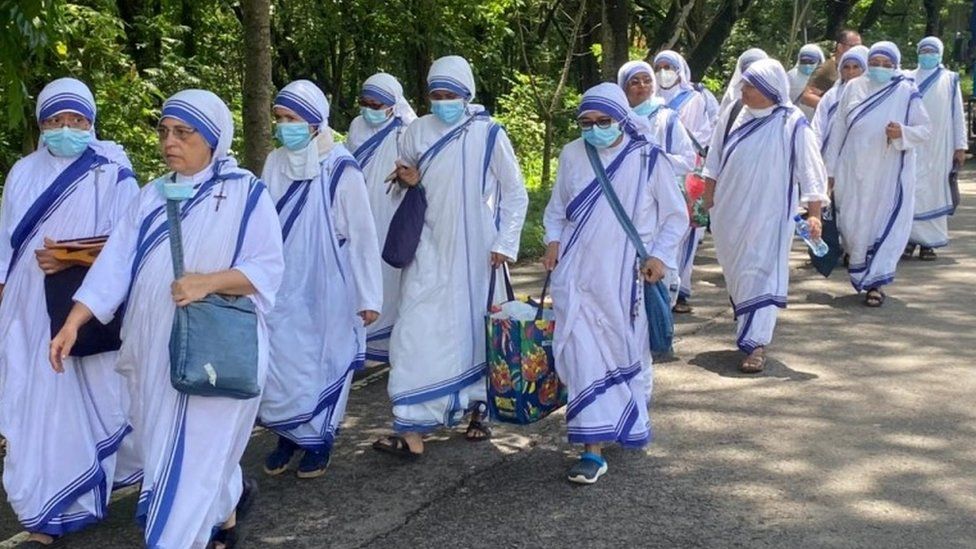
[372,435,422,460]
[864,288,886,307]
[465,402,492,442]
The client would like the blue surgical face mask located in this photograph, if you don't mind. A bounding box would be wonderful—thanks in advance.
[275,122,313,151]
[868,66,895,84]
[633,97,664,117]
[798,63,817,76]
[918,53,941,70]
[431,99,466,125]
[582,122,622,149]
[41,127,91,158]
[361,107,392,126]
[154,177,196,201]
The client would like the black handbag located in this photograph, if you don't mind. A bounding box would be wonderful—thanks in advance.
[45,265,122,357]
[809,196,842,278]
[382,184,427,268]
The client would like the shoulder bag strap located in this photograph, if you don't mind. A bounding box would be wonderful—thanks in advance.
[583,142,649,262]
[165,200,185,280]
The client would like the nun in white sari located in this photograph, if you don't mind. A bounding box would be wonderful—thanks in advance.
[653,50,715,313]
[0,78,138,546]
[824,42,931,307]
[372,56,528,458]
[811,46,869,151]
[905,37,967,258]
[542,83,687,483]
[52,89,284,548]
[346,73,417,363]
[703,59,828,373]
[787,44,827,120]
[258,80,382,479]
[720,48,769,111]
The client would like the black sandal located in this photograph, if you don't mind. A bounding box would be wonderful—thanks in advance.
[372,435,422,460]
[901,244,916,260]
[864,288,886,307]
[918,247,937,261]
[465,402,492,442]
[207,477,257,549]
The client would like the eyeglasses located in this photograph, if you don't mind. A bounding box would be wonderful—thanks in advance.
[40,113,89,130]
[628,76,654,88]
[577,118,615,130]
[156,124,198,142]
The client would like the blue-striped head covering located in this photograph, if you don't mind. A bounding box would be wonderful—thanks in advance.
[361,72,417,123]
[577,82,644,141]
[653,50,693,91]
[839,45,869,71]
[161,89,234,157]
[796,43,825,65]
[742,58,791,106]
[426,55,475,101]
[36,77,95,124]
[868,41,901,68]
[274,79,330,131]
[917,36,943,55]
[617,60,655,91]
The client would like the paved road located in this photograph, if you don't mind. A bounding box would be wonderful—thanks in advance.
[2,168,975,548]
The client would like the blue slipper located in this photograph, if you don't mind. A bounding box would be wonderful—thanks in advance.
[567,452,608,485]
[263,436,298,476]
[296,449,331,479]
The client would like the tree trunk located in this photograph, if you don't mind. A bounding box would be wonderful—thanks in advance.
[576,0,603,90]
[823,0,855,41]
[922,0,942,36]
[685,0,753,80]
[601,0,630,80]
[858,0,888,34]
[241,0,273,174]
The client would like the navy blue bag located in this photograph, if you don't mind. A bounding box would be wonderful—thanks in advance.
[584,143,674,355]
[166,199,260,399]
[382,184,427,269]
[809,197,842,277]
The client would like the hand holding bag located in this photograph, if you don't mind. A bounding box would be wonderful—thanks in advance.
[166,199,260,399]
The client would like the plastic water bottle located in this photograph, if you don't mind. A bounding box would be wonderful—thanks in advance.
[793,214,829,257]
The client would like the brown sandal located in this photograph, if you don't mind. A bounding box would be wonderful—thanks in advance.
[864,288,885,307]
[672,298,693,314]
[739,348,766,374]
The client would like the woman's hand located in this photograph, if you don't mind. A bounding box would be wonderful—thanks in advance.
[885,122,902,140]
[954,150,966,168]
[641,257,666,283]
[490,252,511,268]
[542,242,560,271]
[703,178,716,211]
[394,162,420,187]
[49,302,95,373]
[806,216,823,240]
[171,273,214,307]
[35,238,70,275]
[359,310,380,326]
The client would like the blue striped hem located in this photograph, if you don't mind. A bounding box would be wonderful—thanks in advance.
[390,362,487,406]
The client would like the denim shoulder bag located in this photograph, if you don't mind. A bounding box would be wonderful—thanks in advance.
[584,142,674,355]
[166,197,260,399]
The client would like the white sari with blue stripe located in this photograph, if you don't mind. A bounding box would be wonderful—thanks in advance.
[387,107,528,433]
[74,159,283,548]
[703,104,827,353]
[907,66,966,248]
[824,76,931,291]
[543,136,687,447]
[347,114,408,362]
[258,141,381,453]
[0,146,138,536]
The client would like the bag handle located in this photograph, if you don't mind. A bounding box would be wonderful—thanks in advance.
[486,264,516,311]
[534,272,551,322]
[165,199,185,280]
[584,142,650,262]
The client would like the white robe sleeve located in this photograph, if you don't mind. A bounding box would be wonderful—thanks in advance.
[488,129,528,260]
[645,153,689,269]
[333,168,383,314]
[543,147,574,245]
[666,113,698,174]
[810,92,831,144]
[892,93,931,151]
[0,164,21,284]
[106,173,140,233]
[952,75,967,150]
[231,187,285,316]
[793,122,830,205]
[701,106,731,180]
[823,86,852,178]
[73,193,143,324]
[398,119,423,167]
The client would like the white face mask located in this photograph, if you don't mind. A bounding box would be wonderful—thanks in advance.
[656,69,679,89]
[282,134,320,181]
